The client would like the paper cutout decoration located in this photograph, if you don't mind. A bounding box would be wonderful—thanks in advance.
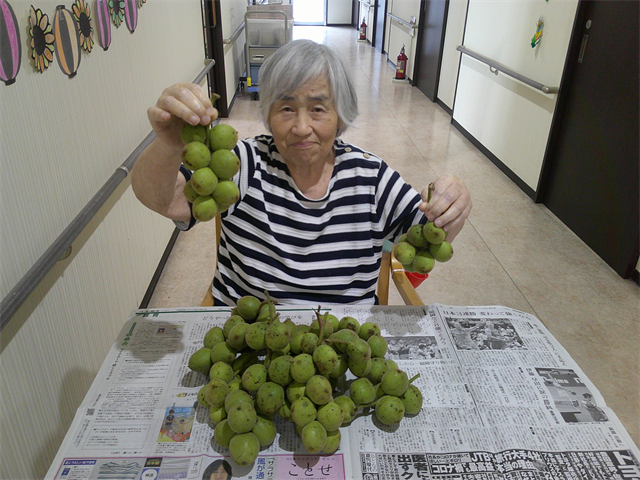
[95,0,111,50]
[109,0,124,28]
[0,0,21,85]
[136,0,145,8]
[72,0,94,52]
[531,16,544,48]
[124,0,136,32]
[53,5,81,78]
[28,6,55,73]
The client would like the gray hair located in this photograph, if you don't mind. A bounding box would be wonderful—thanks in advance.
[258,39,359,137]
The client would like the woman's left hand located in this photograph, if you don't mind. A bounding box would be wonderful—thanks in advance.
[419,174,472,242]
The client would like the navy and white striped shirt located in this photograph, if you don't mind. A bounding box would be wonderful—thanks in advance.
[202,135,425,306]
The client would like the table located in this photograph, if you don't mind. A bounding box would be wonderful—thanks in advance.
[46,304,640,479]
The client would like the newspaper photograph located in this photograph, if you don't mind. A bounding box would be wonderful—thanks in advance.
[45,304,639,480]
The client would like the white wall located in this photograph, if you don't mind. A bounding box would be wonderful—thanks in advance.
[0,2,205,479]
[452,0,579,190]
[327,0,352,24]
[384,0,420,77]
[221,0,250,106]
[437,0,468,110]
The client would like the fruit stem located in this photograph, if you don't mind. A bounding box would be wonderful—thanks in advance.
[408,373,421,384]
[427,182,435,203]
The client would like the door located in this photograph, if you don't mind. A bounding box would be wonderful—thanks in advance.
[293,0,325,25]
[374,0,387,53]
[413,0,448,100]
[201,0,227,116]
[539,1,639,278]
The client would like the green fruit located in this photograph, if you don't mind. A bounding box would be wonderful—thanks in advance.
[367,357,390,384]
[268,355,293,386]
[209,123,238,151]
[209,341,236,364]
[256,382,285,414]
[429,240,454,262]
[423,221,447,244]
[359,322,381,341]
[197,385,211,408]
[188,347,212,374]
[367,335,388,358]
[316,401,344,431]
[290,396,317,427]
[180,123,208,145]
[192,195,218,222]
[190,167,218,196]
[213,180,240,209]
[213,419,235,449]
[375,395,405,425]
[313,344,338,375]
[334,395,357,424]
[290,353,316,384]
[400,384,423,415]
[225,389,254,413]
[181,141,211,170]
[210,149,240,180]
[227,401,257,433]
[338,316,360,334]
[229,432,260,466]
[203,326,225,349]
[203,378,229,408]
[381,369,409,396]
[242,363,268,392]
[306,375,333,406]
[252,415,277,447]
[209,361,234,383]
[300,420,327,454]
[413,250,435,274]
[183,181,199,203]
[265,319,291,351]
[394,241,416,265]
[209,405,227,425]
[406,224,429,248]
[245,322,269,350]
[322,429,341,454]
[237,295,261,322]
[348,356,372,377]
[349,377,376,406]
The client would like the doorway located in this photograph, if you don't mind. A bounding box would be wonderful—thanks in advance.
[293,0,325,25]
[538,1,639,278]
[413,0,448,101]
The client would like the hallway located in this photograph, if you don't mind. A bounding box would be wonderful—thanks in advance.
[147,26,639,445]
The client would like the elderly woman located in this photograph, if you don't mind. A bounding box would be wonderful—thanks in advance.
[131,39,472,306]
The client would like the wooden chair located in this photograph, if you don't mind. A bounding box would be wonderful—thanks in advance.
[200,216,423,306]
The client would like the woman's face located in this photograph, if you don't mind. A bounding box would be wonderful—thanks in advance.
[208,464,229,480]
[268,77,340,168]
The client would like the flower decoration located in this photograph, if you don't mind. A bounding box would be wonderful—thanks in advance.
[71,0,93,52]
[137,0,145,8]
[28,5,55,73]
[108,0,124,28]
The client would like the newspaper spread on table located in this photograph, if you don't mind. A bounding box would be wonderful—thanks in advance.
[46,304,640,480]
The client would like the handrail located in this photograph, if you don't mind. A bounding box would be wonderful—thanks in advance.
[0,59,216,331]
[358,0,372,8]
[387,13,415,36]
[457,45,559,94]
[223,21,245,45]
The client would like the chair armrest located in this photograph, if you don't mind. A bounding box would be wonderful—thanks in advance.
[390,253,425,306]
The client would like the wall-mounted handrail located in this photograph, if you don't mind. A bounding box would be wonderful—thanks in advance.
[358,0,372,8]
[223,21,245,45]
[0,59,216,331]
[457,45,558,94]
[387,13,415,36]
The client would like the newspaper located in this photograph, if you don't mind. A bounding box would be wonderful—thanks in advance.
[45,304,640,480]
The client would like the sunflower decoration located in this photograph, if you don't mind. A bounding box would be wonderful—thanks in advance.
[108,0,124,27]
[71,0,94,52]
[137,0,145,8]
[28,5,55,73]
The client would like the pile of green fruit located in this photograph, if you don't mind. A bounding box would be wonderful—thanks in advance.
[394,221,453,274]
[181,118,241,222]
[188,295,424,467]
[394,183,454,275]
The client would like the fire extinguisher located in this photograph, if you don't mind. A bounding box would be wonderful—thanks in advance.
[359,18,367,40]
[396,44,408,79]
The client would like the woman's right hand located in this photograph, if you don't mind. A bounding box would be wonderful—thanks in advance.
[147,83,218,150]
